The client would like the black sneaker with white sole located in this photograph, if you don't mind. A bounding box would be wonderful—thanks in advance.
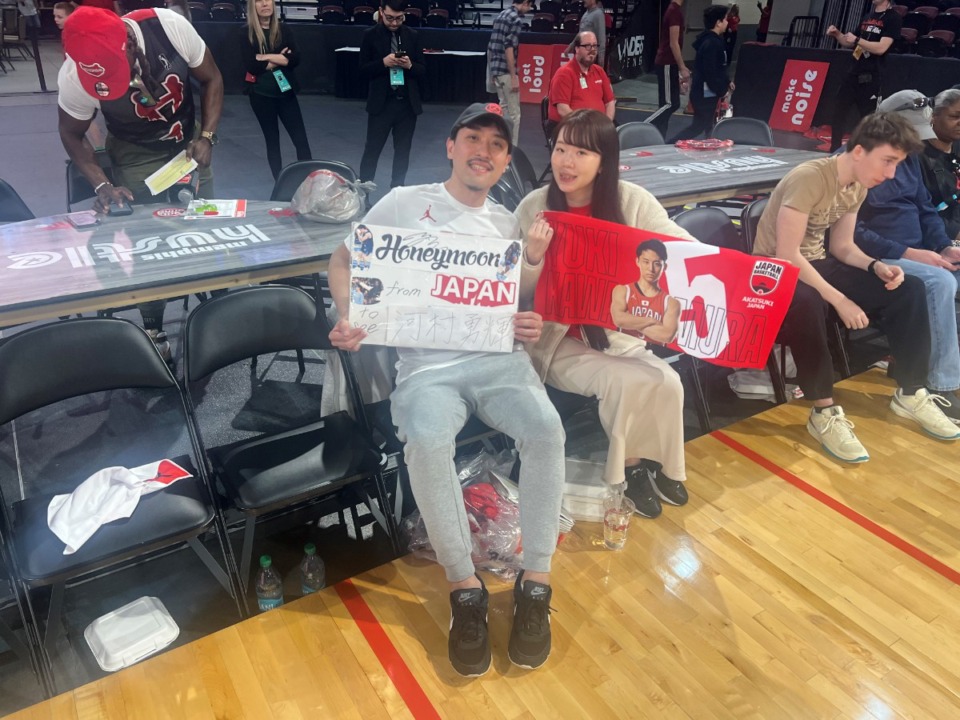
[448,580,490,677]
[508,571,552,669]
[644,461,689,506]
[622,465,662,518]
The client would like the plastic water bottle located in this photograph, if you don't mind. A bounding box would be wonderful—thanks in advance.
[255,555,284,611]
[300,543,326,595]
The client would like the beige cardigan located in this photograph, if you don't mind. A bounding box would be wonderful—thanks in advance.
[515,181,696,381]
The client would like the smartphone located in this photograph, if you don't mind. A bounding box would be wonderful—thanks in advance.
[395,50,407,58]
[110,201,134,217]
[67,210,100,229]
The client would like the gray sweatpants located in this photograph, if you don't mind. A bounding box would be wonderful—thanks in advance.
[391,351,566,582]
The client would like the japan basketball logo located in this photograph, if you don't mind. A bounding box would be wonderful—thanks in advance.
[750,259,784,296]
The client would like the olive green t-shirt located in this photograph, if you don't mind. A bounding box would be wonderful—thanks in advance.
[753,156,866,260]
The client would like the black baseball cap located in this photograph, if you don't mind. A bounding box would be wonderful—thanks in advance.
[450,102,513,151]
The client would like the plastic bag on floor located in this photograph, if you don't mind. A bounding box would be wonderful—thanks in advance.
[404,448,570,580]
[727,346,802,402]
[405,481,522,579]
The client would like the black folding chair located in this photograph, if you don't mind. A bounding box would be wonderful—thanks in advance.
[0,179,34,223]
[270,159,359,201]
[617,121,665,149]
[183,286,401,592]
[0,318,239,691]
[711,117,775,146]
[65,150,114,211]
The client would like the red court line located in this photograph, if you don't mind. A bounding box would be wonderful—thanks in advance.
[712,430,960,587]
[336,578,442,720]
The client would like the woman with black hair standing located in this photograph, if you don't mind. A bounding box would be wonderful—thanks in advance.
[240,0,312,180]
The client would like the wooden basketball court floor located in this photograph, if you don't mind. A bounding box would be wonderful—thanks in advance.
[11,368,960,719]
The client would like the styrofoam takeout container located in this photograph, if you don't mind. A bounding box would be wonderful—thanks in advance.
[84,596,179,672]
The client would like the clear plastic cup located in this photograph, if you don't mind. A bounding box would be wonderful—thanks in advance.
[603,494,636,550]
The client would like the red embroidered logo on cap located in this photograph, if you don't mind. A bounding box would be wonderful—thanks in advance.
[79,62,106,77]
[484,103,503,116]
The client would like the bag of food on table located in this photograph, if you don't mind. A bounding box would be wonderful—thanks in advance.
[291,170,375,223]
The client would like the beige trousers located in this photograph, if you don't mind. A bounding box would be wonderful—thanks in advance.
[546,336,686,485]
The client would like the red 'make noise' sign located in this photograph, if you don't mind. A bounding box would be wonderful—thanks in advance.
[768,59,830,133]
[534,212,799,369]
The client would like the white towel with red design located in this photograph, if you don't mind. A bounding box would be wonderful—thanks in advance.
[47,460,192,555]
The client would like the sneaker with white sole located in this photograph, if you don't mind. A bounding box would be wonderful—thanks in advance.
[644,461,689,506]
[807,406,869,463]
[622,466,662,518]
[930,390,960,425]
[508,571,552,670]
[145,328,172,363]
[448,579,490,677]
[890,388,960,440]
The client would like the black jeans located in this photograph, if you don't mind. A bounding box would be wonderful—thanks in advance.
[651,64,681,139]
[669,97,716,143]
[778,258,930,401]
[249,91,312,181]
[829,73,879,152]
[360,95,418,188]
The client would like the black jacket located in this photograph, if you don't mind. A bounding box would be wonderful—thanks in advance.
[359,23,425,115]
[690,30,728,106]
[239,24,302,95]
[920,140,960,241]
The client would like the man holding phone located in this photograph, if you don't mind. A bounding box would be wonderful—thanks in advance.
[358,0,425,189]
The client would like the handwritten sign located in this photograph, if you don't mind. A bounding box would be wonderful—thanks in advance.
[349,223,521,352]
[534,212,799,369]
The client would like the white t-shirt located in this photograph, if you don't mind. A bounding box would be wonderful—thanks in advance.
[57,8,206,122]
[346,183,522,385]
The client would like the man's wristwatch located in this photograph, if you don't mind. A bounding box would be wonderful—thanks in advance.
[199,130,219,146]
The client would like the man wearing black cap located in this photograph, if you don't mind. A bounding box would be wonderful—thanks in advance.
[56,6,223,360]
[327,103,565,678]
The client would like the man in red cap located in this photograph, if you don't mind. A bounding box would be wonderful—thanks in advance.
[57,6,223,360]
[58,6,222,211]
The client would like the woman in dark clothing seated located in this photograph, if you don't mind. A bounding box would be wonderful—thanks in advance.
[919,87,960,245]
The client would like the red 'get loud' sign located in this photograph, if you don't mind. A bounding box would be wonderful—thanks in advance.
[518,44,552,104]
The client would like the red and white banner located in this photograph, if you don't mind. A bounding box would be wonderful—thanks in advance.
[533,212,799,369]
[518,44,569,104]
[768,59,830,133]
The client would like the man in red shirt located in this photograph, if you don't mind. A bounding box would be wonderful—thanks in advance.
[545,31,615,138]
[651,0,689,139]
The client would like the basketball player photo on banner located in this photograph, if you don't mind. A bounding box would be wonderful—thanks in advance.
[533,212,799,368]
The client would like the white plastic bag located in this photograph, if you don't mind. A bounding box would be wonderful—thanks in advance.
[727,346,802,402]
[291,169,375,223]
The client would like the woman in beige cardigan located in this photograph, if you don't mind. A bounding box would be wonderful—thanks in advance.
[516,109,695,519]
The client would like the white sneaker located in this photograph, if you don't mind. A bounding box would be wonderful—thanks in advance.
[807,406,869,463]
[889,388,960,440]
[145,328,172,363]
